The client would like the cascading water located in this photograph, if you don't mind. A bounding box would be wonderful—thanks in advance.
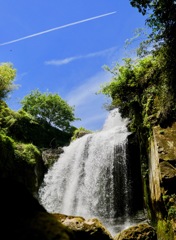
[39,108,143,235]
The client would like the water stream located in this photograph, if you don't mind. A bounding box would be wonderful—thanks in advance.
[39,109,144,236]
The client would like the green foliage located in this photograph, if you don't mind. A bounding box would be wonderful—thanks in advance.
[0,131,15,177]
[162,194,176,219]
[0,63,16,99]
[100,51,176,132]
[0,100,16,130]
[0,123,44,193]
[0,130,38,172]
[100,56,160,131]
[71,127,92,141]
[157,219,174,240]
[14,143,40,165]
[20,89,79,132]
[130,0,176,115]
[130,0,176,46]
[0,102,72,148]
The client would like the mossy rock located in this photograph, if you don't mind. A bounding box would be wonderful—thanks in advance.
[53,213,113,240]
[71,127,92,141]
[114,222,157,240]
[0,104,71,148]
[0,131,45,194]
[0,132,16,178]
[157,219,175,240]
[42,147,64,167]
[153,123,176,161]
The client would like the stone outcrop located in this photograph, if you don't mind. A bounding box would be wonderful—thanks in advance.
[0,179,75,240]
[149,122,176,238]
[114,222,157,240]
[53,213,113,240]
[42,147,64,167]
[150,122,176,201]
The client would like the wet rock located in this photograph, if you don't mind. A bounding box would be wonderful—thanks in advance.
[114,222,157,240]
[150,122,176,239]
[53,213,113,240]
[42,147,64,167]
[160,161,176,194]
[153,123,176,162]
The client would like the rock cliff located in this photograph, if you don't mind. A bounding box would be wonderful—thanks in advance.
[149,123,176,239]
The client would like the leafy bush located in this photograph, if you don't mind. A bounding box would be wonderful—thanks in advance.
[99,53,176,132]
[71,127,92,141]
[14,143,40,165]
[0,63,16,99]
[0,102,72,148]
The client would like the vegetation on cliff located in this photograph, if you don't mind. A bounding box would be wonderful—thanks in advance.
[99,0,176,238]
[71,127,92,141]
[99,1,176,170]
[0,62,16,99]
[0,63,78,194]
[0,1,176,239]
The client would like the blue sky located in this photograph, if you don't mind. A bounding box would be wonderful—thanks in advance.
[0,0,148,131]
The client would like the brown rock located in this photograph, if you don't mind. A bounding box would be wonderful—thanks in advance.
[53,213,113,240]
[114,222,157,240]
[0,179,75,240]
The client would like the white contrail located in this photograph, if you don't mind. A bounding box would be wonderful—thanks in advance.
[0,11,116,46]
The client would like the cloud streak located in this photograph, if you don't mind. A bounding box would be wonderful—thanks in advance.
[65,71,111,107]
[0,11,116,46]
[64,71,112,130]
[45,47,118,66]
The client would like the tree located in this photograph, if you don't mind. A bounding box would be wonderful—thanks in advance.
[99,55,172,130]
[20,90,78,132]
[129,0,176,46]
[0,63,16,100]
[130,0,176,116]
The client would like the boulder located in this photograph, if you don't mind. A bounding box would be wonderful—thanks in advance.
[153,123,176,162]
[0,179,75,240]
[160,161,176,194]
[42,147,64,167]
[149,123,176,205]
[53,213,113,240]
[149,122,176,239]
[114,222,157,240]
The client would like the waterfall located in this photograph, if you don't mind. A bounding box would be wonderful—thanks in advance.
[39,109,143,234]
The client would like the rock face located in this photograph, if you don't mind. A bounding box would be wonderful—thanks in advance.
[150,123,176,201]
[149,122,176,238]
[114,222,157,240]
[42,147,64,167]
[0,179,75,240]
[53,213,114,240]
[0,178,115,240]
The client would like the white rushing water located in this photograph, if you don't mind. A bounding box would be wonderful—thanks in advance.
[39,109,138,235]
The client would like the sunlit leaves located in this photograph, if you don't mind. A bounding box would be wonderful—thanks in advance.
[20,90,78,132]
[99,55,164,130]
[0,63,16,99]
[130,0,176,46]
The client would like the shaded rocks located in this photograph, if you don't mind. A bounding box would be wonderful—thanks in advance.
[149,122,176,239]
[0,179,75,240]
[114,222,157,240]
[160,161,176,194]
[153,123,176,162]
[53,213,113,240]
[151,123,176,196]
[42,147,64,167]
